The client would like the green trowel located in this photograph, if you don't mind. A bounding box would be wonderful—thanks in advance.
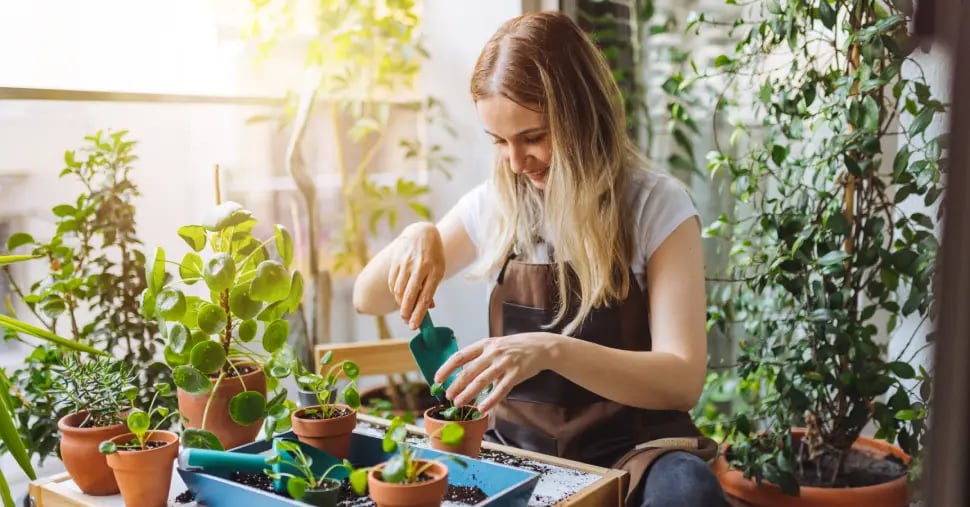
[408,312,459,401]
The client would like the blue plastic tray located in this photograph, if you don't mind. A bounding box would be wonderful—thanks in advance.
[177,429,540,506]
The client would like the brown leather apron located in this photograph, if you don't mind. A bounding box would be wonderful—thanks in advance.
[485,251,719,506]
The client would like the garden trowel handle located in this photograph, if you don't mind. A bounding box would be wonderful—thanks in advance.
[178,448,269,473]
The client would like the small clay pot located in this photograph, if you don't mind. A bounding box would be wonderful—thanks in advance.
[367,460,448,507]
[104,430,179,507]
[291,404,357,460]
[423,406,487,458]
[57,411,129,495]
[177,363,266,450]
[300,478,342,506]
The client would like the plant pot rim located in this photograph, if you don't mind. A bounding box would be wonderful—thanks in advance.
[423,405,486,423]
[107,430,179,454]
[58,410,128,433]
[209,361,263,378]
[307,478,342,492]
[294,404,358,420]
[369,460,448,488]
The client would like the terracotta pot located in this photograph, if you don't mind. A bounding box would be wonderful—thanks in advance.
[423,406,487,458]
[57,411,129,495]
[367,460,448,507]
[714,429,910,507]
[104,430,179,507]
[291,404,357,460]
[177,363,266,450]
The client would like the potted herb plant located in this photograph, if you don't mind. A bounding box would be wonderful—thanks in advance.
[424,383,486,458]
[696,0,944,503]
[99,384,180,507]
[53,356,135,495]
[263,440,354,507]
[291,351,361,459]
[147,200,301,450]
[351,416,465,507]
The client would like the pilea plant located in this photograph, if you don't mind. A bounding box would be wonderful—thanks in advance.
[263,440,353,500]
[428,383,482,422]
[295,351,361,419]
[98,383,178,453]
[374,416,464,487]
[50,356,136,428]
[146,201,301,447]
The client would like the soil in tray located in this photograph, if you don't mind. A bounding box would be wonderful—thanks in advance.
[228,471,489,506]
[297,406,353,420]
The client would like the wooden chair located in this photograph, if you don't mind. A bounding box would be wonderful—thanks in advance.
[313,339,417,377]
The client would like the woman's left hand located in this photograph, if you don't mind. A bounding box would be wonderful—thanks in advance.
[434,332,563,413]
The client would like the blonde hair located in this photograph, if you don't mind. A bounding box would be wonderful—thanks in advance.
[470,11,643,334]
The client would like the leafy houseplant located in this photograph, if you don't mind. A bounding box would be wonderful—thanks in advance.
[291,351,362,459]
[424,383,486,458]
[149,200,301,450]
[2,130,168,465]
[697,0,944,502]
[53,356,135,495]
[98,383,180,507]
[263,440,353,506]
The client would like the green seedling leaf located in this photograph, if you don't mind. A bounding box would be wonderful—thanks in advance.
[98,441,118,455]
[342,361,360,379]
[250,261,291,303]
[382,454,407,483]
[287,476,308,499]
[127,410,150,435]
[344,386,360,409]
[262,320,289,353]
[181,429,224,450]
[238,319,258,342]
[230,391,266,425]
[439,422,465,446]
[173,365,212,395]
[350,468,368,495]
[180,252,203,283]
[197,303,227,334]
[204,253,236,293]
[430,383,444,398]
[190,340,226,375]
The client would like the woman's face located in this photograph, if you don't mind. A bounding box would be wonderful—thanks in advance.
[476,95,552,189]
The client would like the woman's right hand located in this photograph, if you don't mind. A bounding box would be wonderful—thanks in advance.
[387,222,445,330]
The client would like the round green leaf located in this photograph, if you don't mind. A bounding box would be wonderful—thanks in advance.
[256,301,286,322]
[430,383,444,398]
[342,361,360,379]
[6,232,34,251]
[148,247,166,295]
[122,385,138,402]
[287,476,308,500]
[229,391,266,425]
[230,285,262,319]
[203,201,253,232]
[350,468,368,495]
[140,288,156,320]
[164,344,188,367]
[127,410,150,435]
[262,320,289,353]
[180,252,203,283]
[157,288,187,321]
[381,454,406,483]
[204,253,236,293]
[249,261,291,303]
[286,271,303,313]
[155,383,172,396]
[181,429,224,450]
[169,322,191,353]
[98,441,117,455]
[320,351,333,366]
[173,365,212,395]
[439,422,464,446]
[267,403,289,420]
[274,225,294,268]
[178,225,207,252]
[343,386,360,410]
[190,340,226,375]
[238,319,258,343]
[197,303,228,334]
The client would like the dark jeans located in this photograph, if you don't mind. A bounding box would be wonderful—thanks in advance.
[635,451,730,507]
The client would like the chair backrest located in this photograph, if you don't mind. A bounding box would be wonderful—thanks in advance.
[313,339,417,377]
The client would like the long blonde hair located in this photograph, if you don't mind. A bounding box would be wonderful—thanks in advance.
[470,11,642,334]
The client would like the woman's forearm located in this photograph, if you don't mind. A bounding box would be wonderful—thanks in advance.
[352,240,399,316]
[548,333,705,412]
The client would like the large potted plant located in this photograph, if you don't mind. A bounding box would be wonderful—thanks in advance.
[699,0,944,504]
[146,199,301,450]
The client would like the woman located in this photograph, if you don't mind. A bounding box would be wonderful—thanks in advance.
[353,11,728,507]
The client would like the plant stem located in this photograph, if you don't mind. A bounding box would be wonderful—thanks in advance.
[221,290,232,374]
[201,372,226,431]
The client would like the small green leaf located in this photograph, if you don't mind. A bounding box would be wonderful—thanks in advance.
[180,253,203,283]
[889,361,916,379]
[818,0,836,28]
[197,303,228,334]
[157,288,187,321]
[342,361,360,379]
[5,233,34,251]
[238,319,258,343]
[381,454,407,483]
[164,344,188,367]
[344,387,360,409]
[52,204,77,217]
[908,108,934,138]
[714,55,732,68]
[430,383,444,397]
[181,429,224,450]
[286,272,303,313]
[203,201,253,232]
[440,422,465,446]
[204,253,236,293]
[262,320,289,353]
[190,340,226,375]
[320,351,333,365]
[127,410,150,434]
[350,468,369,495]
[230,285,262,319]
[274,225,294,269]
[169,323,191,353]
[178,225,207,252]
[287,476,308,499]
[250,261,291,303]
[408,202,432,220]
[895,409,918,420]
[819,251,849,266]
[140,289,156,319]
[98,441,118,455]
[148,247,166,295]
[229,391,266,425]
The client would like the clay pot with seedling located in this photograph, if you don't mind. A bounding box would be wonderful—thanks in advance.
[424,382,487,458]
[145,201,302,450]
[347,416,465,507]
[291,351,361,459]
[99,385,181,507]
[263,440,356,507]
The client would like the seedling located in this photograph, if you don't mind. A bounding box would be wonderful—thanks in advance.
[295,351,361,419]
[429,383,482,422]
[98,383,179,453]
[263,440,352,500]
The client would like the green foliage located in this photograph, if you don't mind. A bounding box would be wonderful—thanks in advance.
[1,130,169,464]
[263,440,351,499]
[698,0,942,494]
[428,383,482,422]
[49,356,134,428]
[295,351,361,419]
[98,382,177,453]
[147,202,301,444]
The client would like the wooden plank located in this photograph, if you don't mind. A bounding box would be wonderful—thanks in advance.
[29,473,111,507]
[560,470,626,507]
[314,340,416,377]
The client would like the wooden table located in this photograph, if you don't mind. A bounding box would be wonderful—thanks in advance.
[28,414,628,507]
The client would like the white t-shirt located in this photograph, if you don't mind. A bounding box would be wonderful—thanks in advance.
[454,168,700,291]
